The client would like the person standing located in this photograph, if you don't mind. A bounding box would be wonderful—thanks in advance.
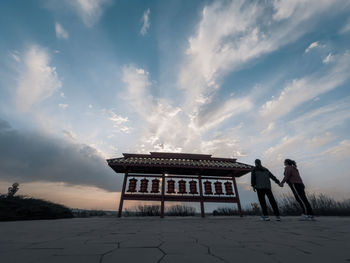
[251,159,281,221]
[280,159,314,220]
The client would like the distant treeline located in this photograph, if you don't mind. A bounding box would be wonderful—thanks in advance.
[71,209,117,217]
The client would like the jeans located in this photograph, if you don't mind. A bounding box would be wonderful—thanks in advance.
[256,189,280,216]
[289,183,313,215]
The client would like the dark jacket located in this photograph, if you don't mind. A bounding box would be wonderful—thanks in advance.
[251,167,280,189]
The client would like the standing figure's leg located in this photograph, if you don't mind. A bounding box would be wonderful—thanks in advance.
[257,189,268,216]
[293,184,313,215]
[265,189,280,216]
[289,183,306,215]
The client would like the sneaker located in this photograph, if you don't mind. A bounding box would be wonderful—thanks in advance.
[275,216,281,221]
[300,214,312,221]
[308,215,315,221]
[260,216,270,221]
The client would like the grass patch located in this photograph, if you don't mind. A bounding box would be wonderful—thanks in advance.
[124,204,195,217]
[166,205,196,216]
[213,194,350,216]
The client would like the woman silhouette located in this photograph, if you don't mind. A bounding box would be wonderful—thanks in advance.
[280,159,314,220]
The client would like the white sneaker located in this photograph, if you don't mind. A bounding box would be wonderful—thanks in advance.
[299,214,310,221]
[275,216,281,221]
[260,216,270,221]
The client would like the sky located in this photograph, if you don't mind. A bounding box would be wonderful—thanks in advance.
[1,0,350,211]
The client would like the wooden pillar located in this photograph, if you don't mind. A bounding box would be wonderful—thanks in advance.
[198,174,205,217]
[118,172,128,218]
[160,172,166,218]
[232,175,243,217]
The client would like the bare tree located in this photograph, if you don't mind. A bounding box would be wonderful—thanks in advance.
[7,182,19,198]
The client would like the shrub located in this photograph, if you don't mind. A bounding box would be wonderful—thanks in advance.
[166,205,195,216]
[136,205,161,216]
[213,194,350,216]
[0,195,73,221]
[124,204,195,216]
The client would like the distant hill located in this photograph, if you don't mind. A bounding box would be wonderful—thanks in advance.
[0,195,73,221]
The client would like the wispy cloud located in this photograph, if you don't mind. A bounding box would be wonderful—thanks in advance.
[108,110,131,133]
[122,65,153,116]
[69,0,111,27]
[140,8,150,36]
[55,22,69,39]
[16,45,62,112]
[58,103,69,109]
[322,140,350,160]
[120,64,248,157]
[62,129,77,140]
[323,53,334,64]
[9,50,21,62]
[178,0,349,136]
[305,41,319,53]
[290,98,350,134]
[260,52,350,121]
[340,19,350,34]
[259,97,350,170]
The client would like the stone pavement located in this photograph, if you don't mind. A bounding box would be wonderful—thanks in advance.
[1,216,350,263]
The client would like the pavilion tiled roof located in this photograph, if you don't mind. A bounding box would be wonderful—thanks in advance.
[107,152,253,177]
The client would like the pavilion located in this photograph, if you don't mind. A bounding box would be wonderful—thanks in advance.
[107,152,252,218]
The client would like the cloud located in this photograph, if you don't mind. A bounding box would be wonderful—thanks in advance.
[260,122,275,135]
[322,140,350,160]
[305,41,319,53]
[69,0,111,27]
[115,1,350,162]
[323,53,334,64]
[58,103,68,109]
[55,22,69,39]
[176,0,350,140]
[108,110,131,133]
[140,8,150,36]
[109,111,128,124]
[262,132,336,169]
[0,119,122,191]
[290,98,350,133]
[62,129,77,140]
[194,97,253,131]
[260,52,350,121]
[259,97,350,170]
[9,50,21,62]
[120,65,248,157]
[122,65,153,116]
[16,45,62,112]
[272,0,348,21]
[340,19,350,34]
[179,1,347,109]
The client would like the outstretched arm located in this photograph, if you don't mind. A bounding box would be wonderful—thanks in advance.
[280,166,292,184]
[268,171,280,185]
